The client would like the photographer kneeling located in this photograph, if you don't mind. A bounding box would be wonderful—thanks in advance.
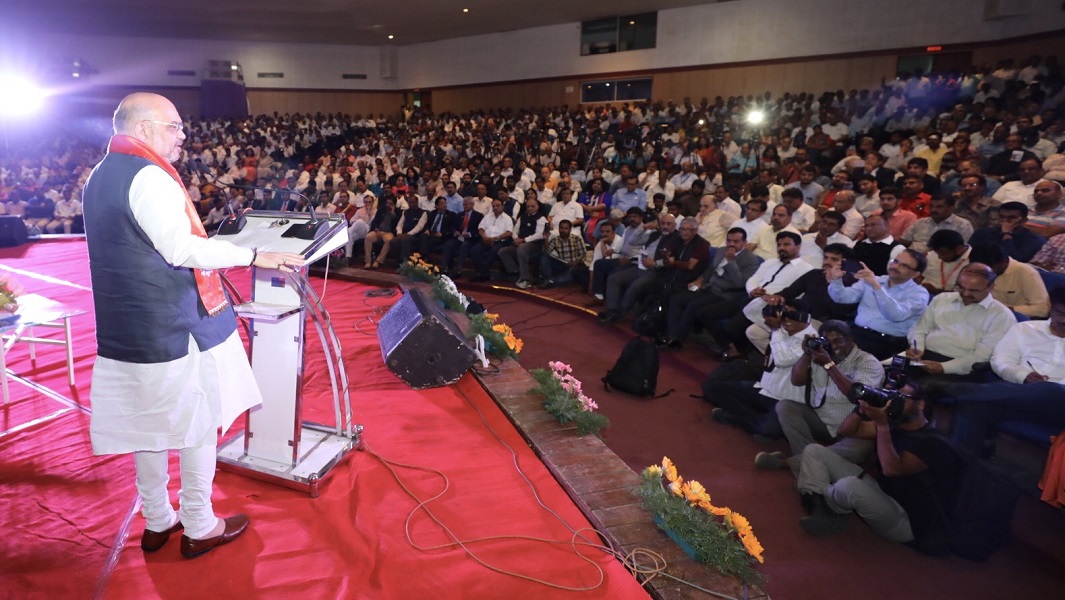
[795,381,962,547]
[755,320,883,474]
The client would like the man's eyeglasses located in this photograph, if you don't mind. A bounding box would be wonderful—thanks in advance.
[144,120,184,134]
[890,258,917,270]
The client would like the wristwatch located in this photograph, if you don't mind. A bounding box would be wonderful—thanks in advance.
[822,361,836,371]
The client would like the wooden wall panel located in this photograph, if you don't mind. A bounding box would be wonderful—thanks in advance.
[245,89,402,118]
[971,31,1065,68]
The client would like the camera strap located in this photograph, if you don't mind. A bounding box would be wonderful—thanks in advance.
[804,364,826,409]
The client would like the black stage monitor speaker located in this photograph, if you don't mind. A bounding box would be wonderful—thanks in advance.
[377,288,476,389]
[0,216,29,247]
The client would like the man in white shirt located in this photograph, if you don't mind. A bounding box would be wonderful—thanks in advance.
[946,286,1065,454]
[992,158,1044,208]
[51,193,83,234]
[547,187,585,238]
[907,263,1015,381]
[83,92,304,559]
[735,198,769,243]
[801,212,855,269]
[825,190,861,239]
[782,188,817,233]
[705,309,817,439]
[471,183,493,215]
[332,180,355,209]
[470,198,514,282]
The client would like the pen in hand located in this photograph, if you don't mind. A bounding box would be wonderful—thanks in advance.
[1027,361,1049,382]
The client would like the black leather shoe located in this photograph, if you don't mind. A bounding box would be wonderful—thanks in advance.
[141,520,184,553]
[180,515,250,559]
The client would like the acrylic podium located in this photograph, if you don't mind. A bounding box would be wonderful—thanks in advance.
[213,210,361,497]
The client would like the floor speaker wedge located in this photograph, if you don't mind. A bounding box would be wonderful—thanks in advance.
[377,288,475,389]
[0,216,28,247]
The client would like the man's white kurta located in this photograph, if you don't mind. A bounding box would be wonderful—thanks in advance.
[90,165,262,455]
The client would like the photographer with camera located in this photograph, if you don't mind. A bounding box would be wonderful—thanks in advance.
[754,321,883,473]
[795,381,962,546]
[705,307,816,439]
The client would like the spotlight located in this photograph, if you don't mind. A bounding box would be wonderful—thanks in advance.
[747,110,765,126]
[0,75,45,117]
[698,119,705,126]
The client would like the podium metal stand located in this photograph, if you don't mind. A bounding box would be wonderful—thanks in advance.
[214,211,361,497]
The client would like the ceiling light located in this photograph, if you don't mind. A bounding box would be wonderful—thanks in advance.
[629,20,636,25]
[388,34,394,40]
[463,8,469,12]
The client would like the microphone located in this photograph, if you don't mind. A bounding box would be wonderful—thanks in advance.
[280,187,329,240]
[191,160,327,240]
[192,160,246,235]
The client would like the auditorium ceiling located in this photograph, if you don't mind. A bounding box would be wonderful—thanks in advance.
[7,0,724,46]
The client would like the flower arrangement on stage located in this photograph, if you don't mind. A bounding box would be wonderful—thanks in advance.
[431,274,470,313]
[398,253,440,283]
[397,253,472,312]
[467,312,522,360]
[0,273,23,313]
[529,361,609,437]
[634,457,765,586]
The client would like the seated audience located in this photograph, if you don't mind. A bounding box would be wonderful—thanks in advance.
[800,211,854,269]
[923,229,972,295]
[1024,180,1065,239]
[946,286,1065,455]
[750,204,801,261]
[441,197,483,277]
[968,242,1050,318]
[661,227,761,348]
[469,198,513,282]
[968,201,1047,263]
[876,186,918,240]
[598,215,680,322]
[853,214,906,275]
[906,263,1015,388]
[827,249,929,359]
[951,174,1000,230]
[900,195,974,253]
[539,219,586,288]
[498,197,548,289]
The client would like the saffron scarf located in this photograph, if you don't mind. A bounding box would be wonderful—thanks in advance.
[107,134,230,316]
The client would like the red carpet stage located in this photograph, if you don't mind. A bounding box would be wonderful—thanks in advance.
[0,240,649,599]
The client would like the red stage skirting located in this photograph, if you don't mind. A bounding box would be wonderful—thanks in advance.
[0,240,649,599]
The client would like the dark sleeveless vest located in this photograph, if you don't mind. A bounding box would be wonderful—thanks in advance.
[83,153,236,363]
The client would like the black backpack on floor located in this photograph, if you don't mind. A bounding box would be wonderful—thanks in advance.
[603,336,673,398]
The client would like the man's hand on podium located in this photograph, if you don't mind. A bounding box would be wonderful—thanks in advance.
[255,251,307,272]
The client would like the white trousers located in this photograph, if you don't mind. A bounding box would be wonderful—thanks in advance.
[134,444,218,539]
[345,221,370,258]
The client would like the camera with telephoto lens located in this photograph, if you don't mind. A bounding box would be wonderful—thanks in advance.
[885,355,909,390]
[803,336,831,352]
[847,383,907,420]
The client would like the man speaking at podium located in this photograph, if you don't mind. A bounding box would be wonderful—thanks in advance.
[82,93,304,558]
